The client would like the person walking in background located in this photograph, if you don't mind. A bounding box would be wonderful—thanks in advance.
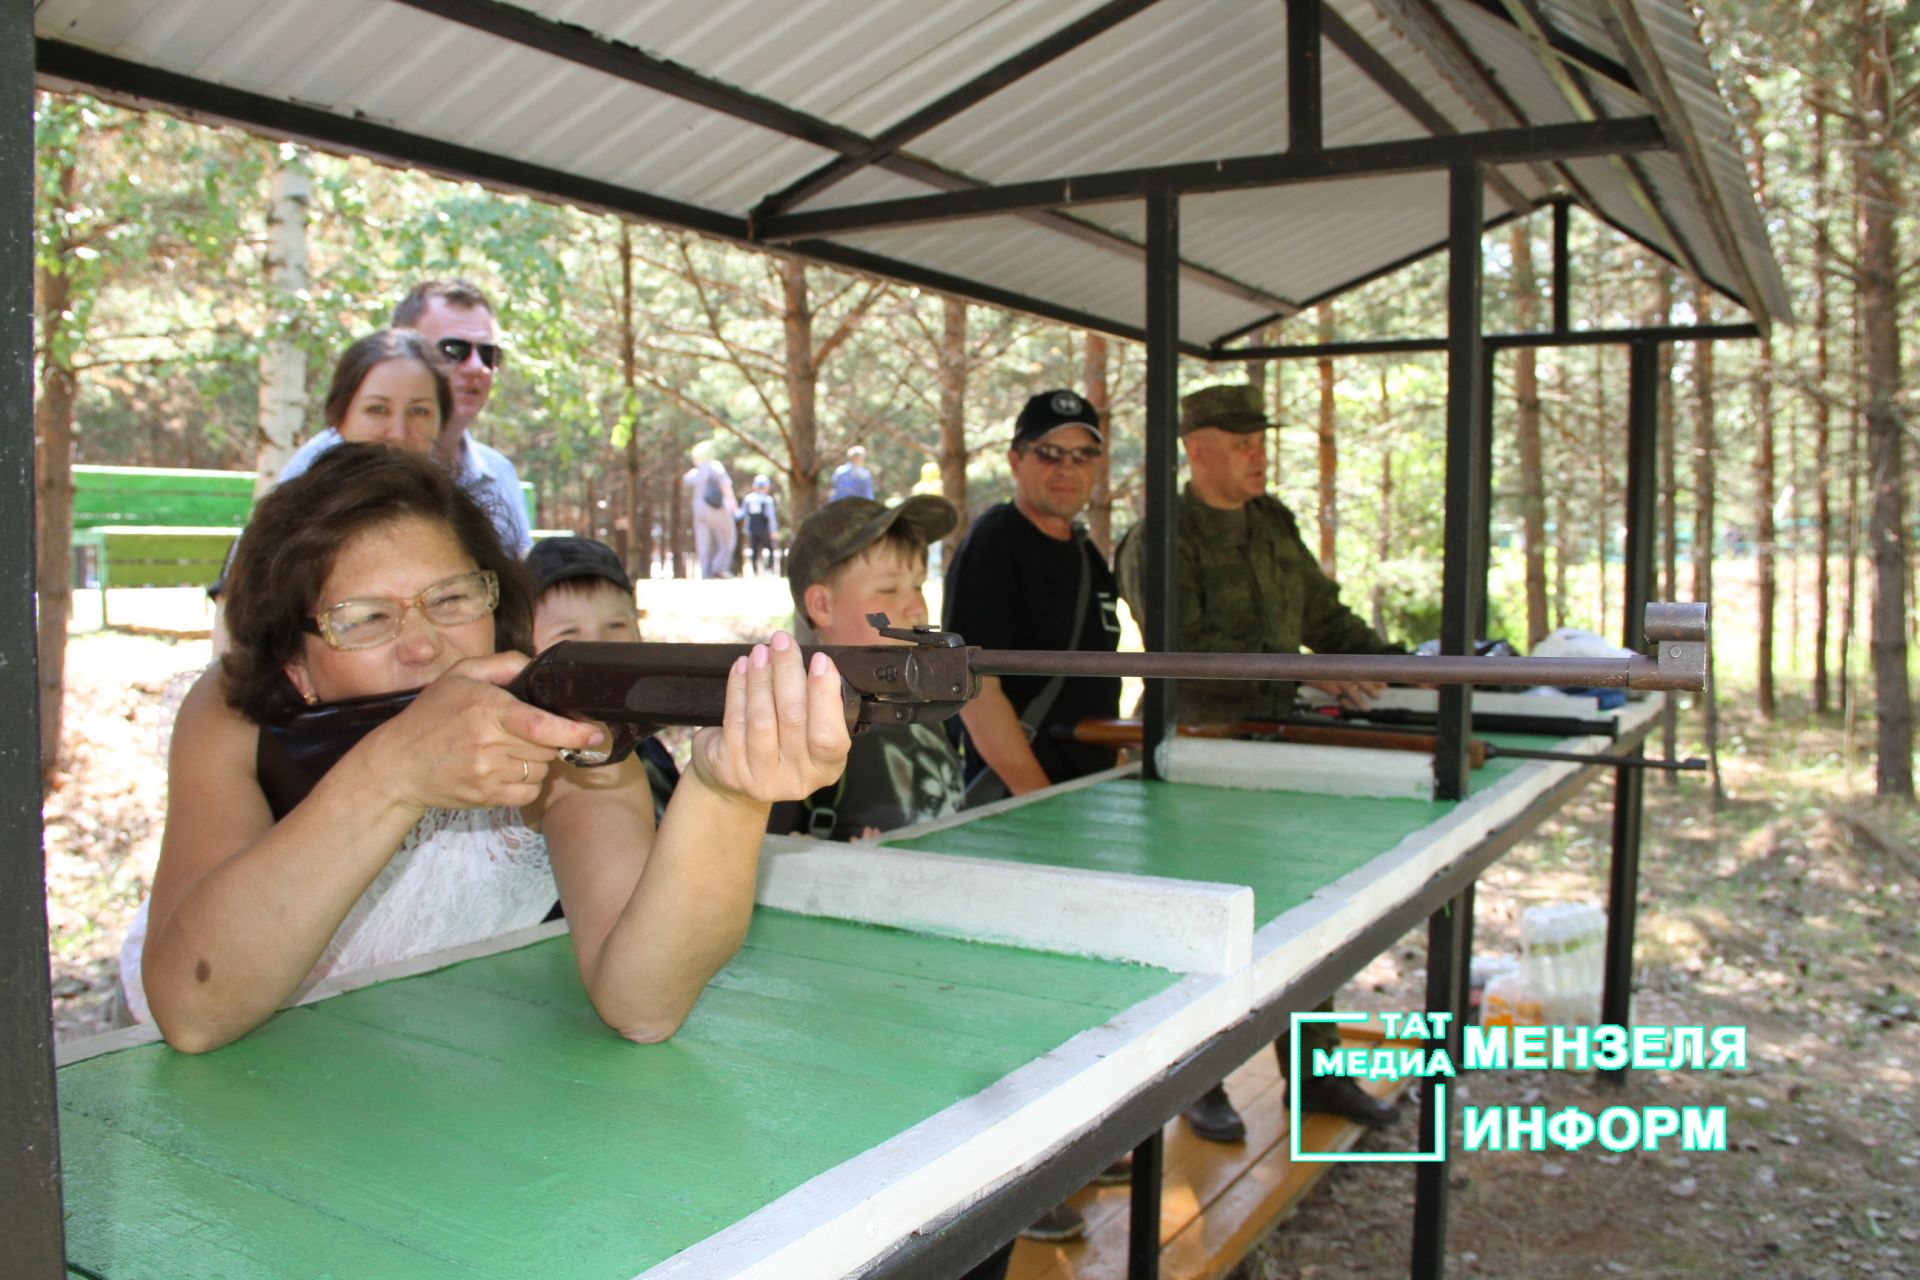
[828,444,875,502]
[738,475,780,575]
[683,443,737,579]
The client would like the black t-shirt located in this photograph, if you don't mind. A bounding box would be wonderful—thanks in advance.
[942,502,1121,782]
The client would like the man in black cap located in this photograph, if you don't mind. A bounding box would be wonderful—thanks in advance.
[943,389,1123,802]
[940,390,1125,1243]
[1117,384,1404,1143]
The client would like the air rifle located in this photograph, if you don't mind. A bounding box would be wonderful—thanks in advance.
[266,603,1709,800]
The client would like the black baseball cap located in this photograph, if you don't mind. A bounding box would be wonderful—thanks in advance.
[526,536,632,595]
[1012,389,1104,446]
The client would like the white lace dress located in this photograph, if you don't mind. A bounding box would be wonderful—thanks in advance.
[119,805,556,1024]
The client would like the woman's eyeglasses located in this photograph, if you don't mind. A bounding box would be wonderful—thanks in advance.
[435,338,505,370]
[303,571,499,650]
[1019,442,1104,468]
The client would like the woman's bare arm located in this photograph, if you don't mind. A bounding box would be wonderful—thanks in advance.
[544,634,850,1042]
[142,655,599,1052]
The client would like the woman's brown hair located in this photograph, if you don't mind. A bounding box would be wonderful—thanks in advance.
[222,444,533,725]
[321,329,453,433]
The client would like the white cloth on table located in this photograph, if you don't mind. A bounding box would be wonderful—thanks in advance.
[118,804,554,1024]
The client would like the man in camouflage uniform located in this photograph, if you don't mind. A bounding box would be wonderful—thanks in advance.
[1117,383,1403,1140]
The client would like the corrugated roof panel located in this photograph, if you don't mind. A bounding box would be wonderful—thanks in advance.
[912,0,1295,181]
[834,216,1269,339]
[34,0,1789,339]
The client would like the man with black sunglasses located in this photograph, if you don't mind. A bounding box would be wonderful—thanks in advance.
[940,388,1125,1244]
[391,280,532,556]
[944,389,1123,806]
[277,281,533,557]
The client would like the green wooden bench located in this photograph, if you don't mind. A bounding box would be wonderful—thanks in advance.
[70,466,254,628]
[71,464,541,628]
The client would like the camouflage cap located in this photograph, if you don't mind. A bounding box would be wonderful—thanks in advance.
[1180,383,1271,434]
[787,494,958,616]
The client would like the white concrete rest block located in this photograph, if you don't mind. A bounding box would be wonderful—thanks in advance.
[755,835,1253,976]
[1156,736,1434,800]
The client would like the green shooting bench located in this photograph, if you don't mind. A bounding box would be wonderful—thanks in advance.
[70,465,253,627]
[70,464,540,628]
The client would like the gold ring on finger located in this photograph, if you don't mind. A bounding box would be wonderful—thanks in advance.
[520,758,530,784]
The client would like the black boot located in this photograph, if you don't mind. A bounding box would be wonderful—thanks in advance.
[1183,1083,1247,1144]
[1275,1036,1400,1128]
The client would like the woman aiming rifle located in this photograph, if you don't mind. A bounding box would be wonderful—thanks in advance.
[123,444,850,1053]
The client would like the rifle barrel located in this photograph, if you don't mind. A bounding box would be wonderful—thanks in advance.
[971,649,1678,690]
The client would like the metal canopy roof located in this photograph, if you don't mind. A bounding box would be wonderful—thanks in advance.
[34,0,1787,348]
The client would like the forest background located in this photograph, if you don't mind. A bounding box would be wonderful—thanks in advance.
[29,1,1920,800]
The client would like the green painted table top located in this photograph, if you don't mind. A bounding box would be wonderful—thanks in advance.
[59,909,1175,1280]
[885,751,1536,927]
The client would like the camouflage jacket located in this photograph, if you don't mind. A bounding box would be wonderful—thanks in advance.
[1115,487,1402,722]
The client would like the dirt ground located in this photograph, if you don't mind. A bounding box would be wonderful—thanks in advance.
[39,600,1920,1280]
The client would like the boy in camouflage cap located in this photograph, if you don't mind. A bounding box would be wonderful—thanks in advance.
[773,494,965,839]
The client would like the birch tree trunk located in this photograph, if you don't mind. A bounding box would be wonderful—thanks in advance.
[254,149,310,490]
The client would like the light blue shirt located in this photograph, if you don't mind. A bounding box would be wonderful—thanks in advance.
[829,462,875,502]
[277,430,533,557]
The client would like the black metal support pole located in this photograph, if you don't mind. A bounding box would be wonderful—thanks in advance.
[1601,340,1659,1083]
[1411,887,1471,1280]
[1127,1128,1166,1280]
[1552,197,1571,334]
[1434,162,1486,802]
[1287,0,1322,153]
[1473,345,1496,639]
[2,6,66,1273]
[1141,188,1180,779]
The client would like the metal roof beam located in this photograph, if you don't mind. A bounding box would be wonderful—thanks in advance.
[1454,0,1640,96]
[1214,320,1760,360]
[390,0,1294,316]
[790,240,1213,356]
[1288,0,1323,152]
[1491,0,1716,292]
[1595,0,1775,330]
[1320,6,1532,214]
[1205,204,1531,350]
[35,40,751,241]
[755,117,1665,241]
[750,0,1168,221]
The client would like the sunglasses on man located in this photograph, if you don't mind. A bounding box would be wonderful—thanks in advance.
[435,338,505,371]
[1019,441,1104,467]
